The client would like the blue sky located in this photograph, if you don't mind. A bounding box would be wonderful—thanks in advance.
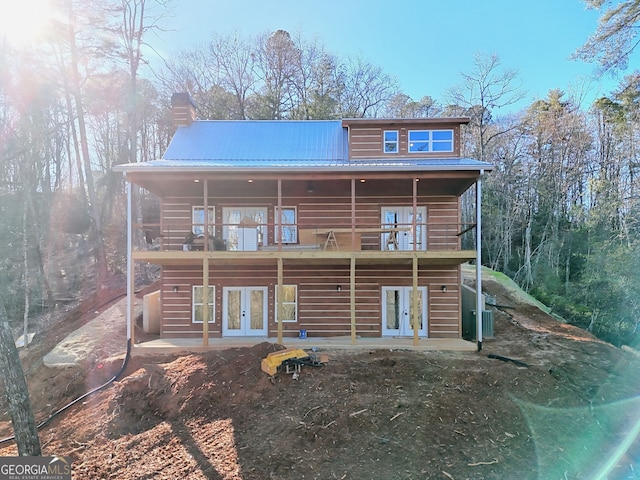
[152,0,637,114]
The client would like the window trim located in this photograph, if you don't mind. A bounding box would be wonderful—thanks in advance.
[383,130,399,154]
[192,285,215,324]
[275,206,298,244]
[275,284,298,323]
[408,129,454,153]
[192,206,215,237]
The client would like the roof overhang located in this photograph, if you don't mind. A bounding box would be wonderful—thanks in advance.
[114,158,492,175]
[341,117,471,127]
[116,159,491,198]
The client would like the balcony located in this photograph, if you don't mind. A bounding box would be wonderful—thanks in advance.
[132,221,478,267]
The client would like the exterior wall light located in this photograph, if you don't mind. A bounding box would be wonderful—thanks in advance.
[336,285,342,292]
[173,286,179,293]
[441,285,447,293]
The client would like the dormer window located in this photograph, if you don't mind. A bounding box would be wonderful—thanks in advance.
[408,129,453,153]
[383,130,399,153]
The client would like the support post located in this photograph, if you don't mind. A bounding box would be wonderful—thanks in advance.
[351,178,356,249]
[277,258,283,344]
[202,257,209,346]
[413,177,418,251]
[476,171,484,351]
[412,178,419,345]
[277,180,284,344]
[412,254,419,347]
[350,255,356,344]
[203,179,209,251]
[126,180,134,346]
[277,180,282,250]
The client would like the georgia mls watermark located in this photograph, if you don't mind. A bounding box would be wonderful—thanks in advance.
[0,456,71,480]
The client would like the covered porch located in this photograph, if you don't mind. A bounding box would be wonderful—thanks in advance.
[123,167,488,352]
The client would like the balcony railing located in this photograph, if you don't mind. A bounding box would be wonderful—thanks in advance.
[133,222,477,254]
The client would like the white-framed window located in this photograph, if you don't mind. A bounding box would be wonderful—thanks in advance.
[192,206,214,237]
[383,130,399,153]
[275,285,298,322]
[408,129,454,153]
[275,206,298,243]
[192,285,215,323]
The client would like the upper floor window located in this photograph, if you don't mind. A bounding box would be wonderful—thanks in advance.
[192,206,214,237]
[383,130,399,153]
[408,130,454,153]
[275,206,297,243]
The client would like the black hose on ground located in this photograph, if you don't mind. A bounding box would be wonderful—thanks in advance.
[0,338,132,447]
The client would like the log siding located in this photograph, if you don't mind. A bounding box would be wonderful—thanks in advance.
[161,194,461,252]
[347,123,462,159]
[160,263,461,339]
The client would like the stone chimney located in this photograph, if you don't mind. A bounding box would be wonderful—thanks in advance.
[171,92,197,127]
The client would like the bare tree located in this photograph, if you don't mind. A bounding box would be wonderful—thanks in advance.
[252,30,301,119]
[446,52,524,161]
[304,50,342,119]
[208,32,256,119]
[337,55,399,118]
[383,94,442,118]
[51,0,110,288]
[481,124,529,274]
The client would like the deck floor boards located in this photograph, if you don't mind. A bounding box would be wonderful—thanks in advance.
[131,336,477,355]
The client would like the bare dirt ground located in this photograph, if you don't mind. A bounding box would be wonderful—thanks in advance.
[1,271,640,479]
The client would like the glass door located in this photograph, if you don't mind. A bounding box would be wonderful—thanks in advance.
[222,207,267,250]
[381,206,426,251]
[381,286,428,337]
[222,287,268,336]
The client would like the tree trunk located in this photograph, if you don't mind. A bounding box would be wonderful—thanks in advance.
[522,213,534,291]
[69,32,109,289]
[0,302,41,456]
[23,187,54,308]
[23,207,30,348]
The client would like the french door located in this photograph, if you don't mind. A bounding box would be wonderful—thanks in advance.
[222,287,268,336]
[382,286,428,337]
[222,207,267,250]
[381,206,426,251]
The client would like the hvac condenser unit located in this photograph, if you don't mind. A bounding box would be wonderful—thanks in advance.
[464,310,494,340]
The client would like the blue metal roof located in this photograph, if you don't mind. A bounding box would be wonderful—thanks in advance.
[114,119,493,173]
[163,120,347,161]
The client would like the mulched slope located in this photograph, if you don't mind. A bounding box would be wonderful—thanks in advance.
[1,277,639,479]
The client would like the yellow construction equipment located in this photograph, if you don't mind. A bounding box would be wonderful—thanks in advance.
[261,348,328,376]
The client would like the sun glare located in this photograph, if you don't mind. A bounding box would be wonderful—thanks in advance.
[0,0,53,46]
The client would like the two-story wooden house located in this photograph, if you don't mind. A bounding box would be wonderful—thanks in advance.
[115,93,492,353]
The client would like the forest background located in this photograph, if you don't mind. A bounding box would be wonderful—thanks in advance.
[1,0,639,350]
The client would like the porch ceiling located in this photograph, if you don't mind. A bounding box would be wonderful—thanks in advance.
[126,171,480,197]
